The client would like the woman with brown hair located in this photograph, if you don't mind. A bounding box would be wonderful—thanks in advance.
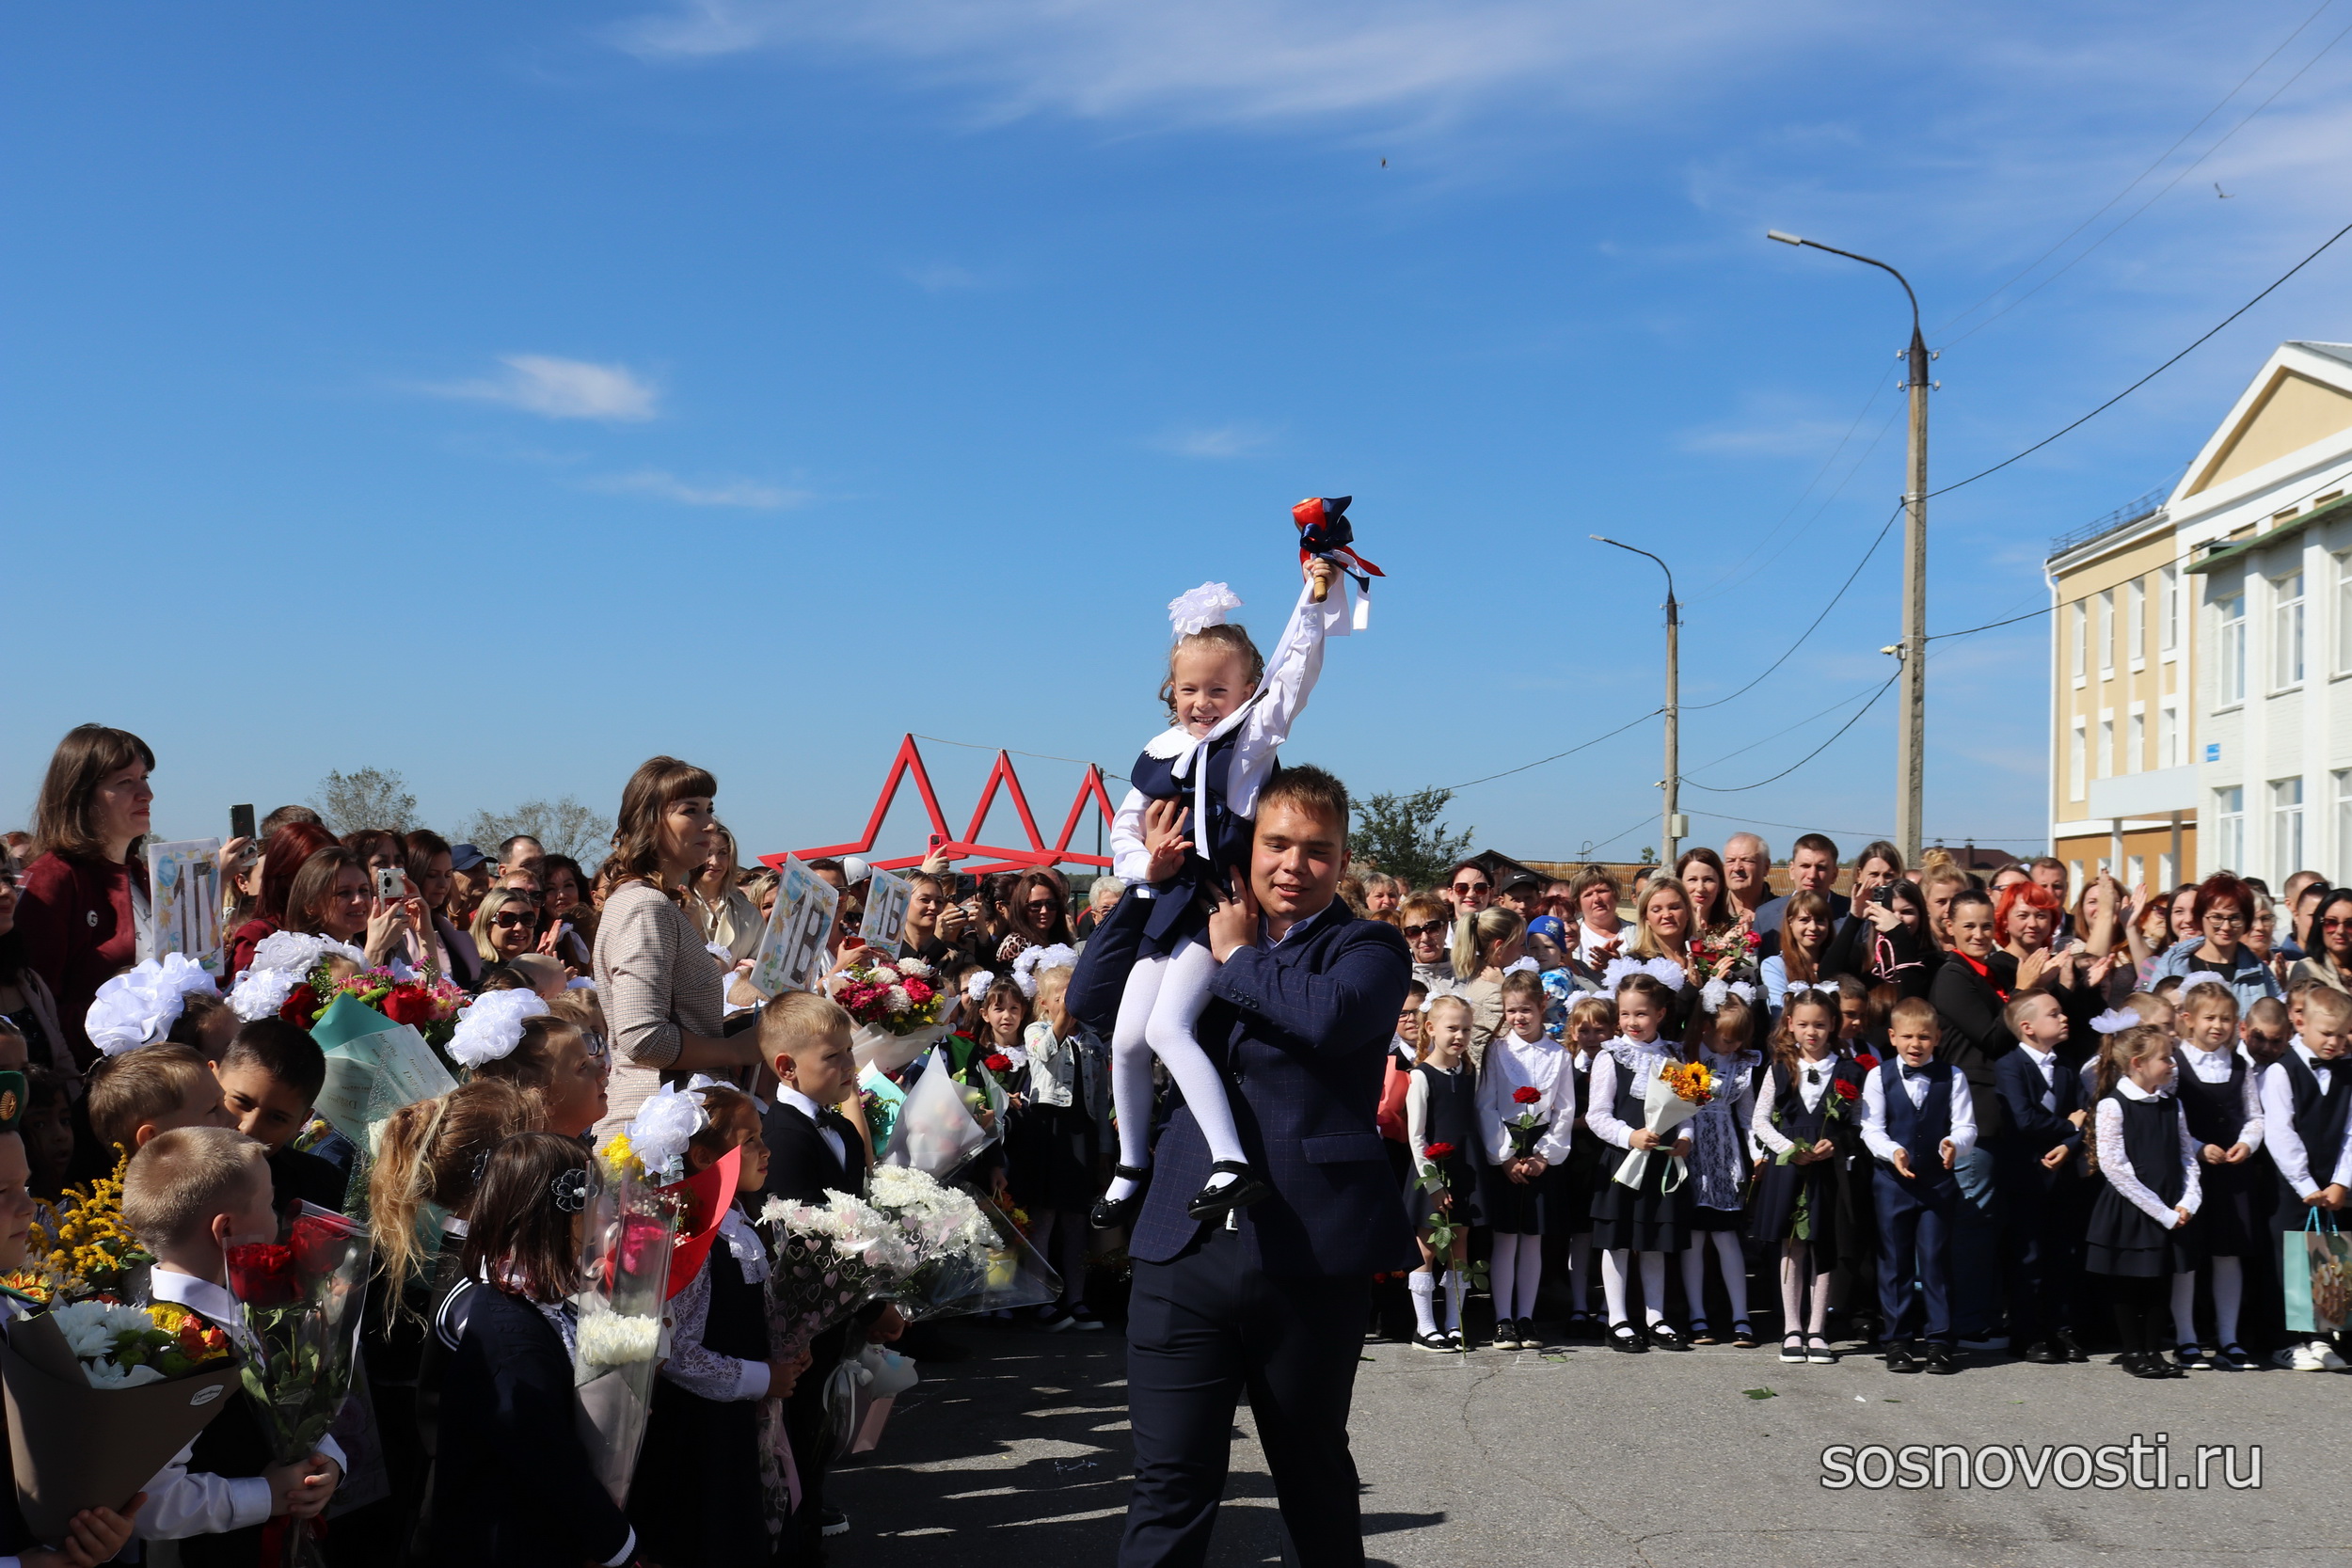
[991,868,1073,969]
[404,829,483,987]
[225,819,341,976]
[284,845,420,967]
[14,724,158,1066]
[688,827,763,962]
[591,755,758,1133]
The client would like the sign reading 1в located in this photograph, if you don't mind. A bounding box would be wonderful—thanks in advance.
[2206,743,2221,762]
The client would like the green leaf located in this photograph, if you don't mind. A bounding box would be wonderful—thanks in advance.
[1741,1386,1776,1401]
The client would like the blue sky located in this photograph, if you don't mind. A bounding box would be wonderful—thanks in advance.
[8,1,2351,867]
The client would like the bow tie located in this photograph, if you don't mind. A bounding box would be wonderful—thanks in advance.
[1901,1065,1937,1081]
[1805,1067,1822,1085]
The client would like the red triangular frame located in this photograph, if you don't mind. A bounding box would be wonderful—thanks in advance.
[760,735,1117,874]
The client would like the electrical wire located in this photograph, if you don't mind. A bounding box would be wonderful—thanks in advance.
[1684,673,1899,772]
[910,733,1128,784]
[1928,605,2053,641]
[1679,806,2048,844]
[1429,706,1665,793]
[1933,0,2346,345]
[1926,214,2352,500]
[1684,502,1904,710]
[1678,672,1900,792]
[1692,374,1898,601]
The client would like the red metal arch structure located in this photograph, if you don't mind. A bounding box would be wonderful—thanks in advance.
[762,735,1118,875]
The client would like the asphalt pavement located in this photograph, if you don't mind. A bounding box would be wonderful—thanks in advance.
[831,1321,2352,1567]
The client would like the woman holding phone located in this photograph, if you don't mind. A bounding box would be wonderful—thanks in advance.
[282,846,420,966]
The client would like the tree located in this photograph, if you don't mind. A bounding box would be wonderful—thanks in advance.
[462,797,612,863]
[1349,787,1475,892]
[311,768,418,835]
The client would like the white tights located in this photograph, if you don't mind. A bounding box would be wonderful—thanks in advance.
[1105,940,1246,1202]
[2172,1256,2245,1348]
[1489,1233,1543,1322]
[1680,1230,1750,1328]
[1779,1241,1833,1338]
[1602,1248,1670,1326]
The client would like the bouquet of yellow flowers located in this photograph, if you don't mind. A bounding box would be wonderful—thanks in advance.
[1612,1055,1712,1194]
[1659,1060,1715,1107]
[9,1152,151,1302]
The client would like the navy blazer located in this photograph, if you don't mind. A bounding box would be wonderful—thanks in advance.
[424,1287,633,1568]
[1069,888,1416,1278]
[1994,1045,2085,1165]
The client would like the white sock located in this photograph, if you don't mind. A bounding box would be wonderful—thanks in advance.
[1144,940,1248,1172]
[1444,1269,1466,1335]
[1601,1248,1631,1324]
[1567,1234,1592,1311]
[1104,954,1168,1203]
[2212,1256,2244,1346]
[1779,1245,1806,1333]
[1809,1270,1834,1337]
[1512,1234,1544,1321]
[1491,1237,1520,1329]
[1713,1231,1750,1324]
[2170,1271,2199,1347]
[1638,1252,1668,1326]
[1409,1271,1438,1337]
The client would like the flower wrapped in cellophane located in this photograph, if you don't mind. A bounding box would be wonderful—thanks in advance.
[570,1164,675,1506]
[1612,1059,1714,1194]
[225,1203,373,1567]
[862,1165,1058,1323]
[757,1192,920,1360]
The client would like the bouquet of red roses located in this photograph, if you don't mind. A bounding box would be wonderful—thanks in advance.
[1688,926,1760,978]
[834,958,944,1037]
[226,1205,372,1568]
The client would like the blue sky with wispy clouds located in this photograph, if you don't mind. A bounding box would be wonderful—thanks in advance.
[6,1,2349,864]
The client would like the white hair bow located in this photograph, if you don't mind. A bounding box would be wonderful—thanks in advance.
[2173,973,2229,998]
[1168,581,1244,639]
[1012,943,1079,998]
[1601,955,1687,994]
[2088,1007,2139,1035]
[1782,980,1835,1002]
[1700,977,1757,1012]
[964,970,995,1005]
[627,1082,709,1184]
[86,955,219,1056]
[447,989,550,1069]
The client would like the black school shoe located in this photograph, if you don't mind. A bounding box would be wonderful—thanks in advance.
[1922,1342,1959,1375]
[1185,1161,1273,1221]
[1884,1340,1922,1373]
[1647,1322,1691,1352]
[2052,1327,2090,1363]
[1090,1164,1151,1230]
[1608,1321,1647,1353]
[2020,1340,2066,1366]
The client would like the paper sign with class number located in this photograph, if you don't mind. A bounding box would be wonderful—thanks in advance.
[145,839,225,975]
[858,866,914,956]
[748,856,840,998]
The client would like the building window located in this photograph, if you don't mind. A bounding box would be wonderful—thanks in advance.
[2337,553,2352,673]
[2160,848,2176,888]
[2099,589,2116,675]
[2097,717,2114,780]
[2072,600,2087,681]
[2128,579,2146,669]
[2215,786,2246,873]
[2069,719,2086,801]
[2068,859,2084,895]
[2218,594,2246,705]
[2159,700,2180,768]
[2338,771,2352,886]
[2126,853,2145,892]
[2273,571,2306,689]
[2161,565,2181,657]
[2274,777,2306,883]
[2127,709,2144,774]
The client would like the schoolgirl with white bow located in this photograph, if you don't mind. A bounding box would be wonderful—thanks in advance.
[1585,964,1697,1352]
[448,989,610,1141]
[2084,1022,2204,1380]
[2169,978,2264,1370]
[1091,553,1355,1230]
[628,1080,811,1565]
[1473,971,1572,1350]
[1008,948,1107,1331]
[1748,982,1863,1363]
[1679,979,1761,1348]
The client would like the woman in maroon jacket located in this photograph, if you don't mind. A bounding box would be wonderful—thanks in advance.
[13,725,155,1069]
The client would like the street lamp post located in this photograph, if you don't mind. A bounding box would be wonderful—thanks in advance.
[1592,536,1684,866]
[1768,230,1931,864]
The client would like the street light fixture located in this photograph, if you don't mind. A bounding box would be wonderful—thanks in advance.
[1768,229,1932,863]
[1592,535,1684,866]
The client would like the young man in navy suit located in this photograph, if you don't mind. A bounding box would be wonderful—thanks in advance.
[1994,990,2090,1364]
[1069,765,1414,1568]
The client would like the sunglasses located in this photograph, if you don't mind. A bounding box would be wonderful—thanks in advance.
[2323,918,2352,932]
[1402,920,1449,939]
[492,911,535,929]
[1452,882,1489,895]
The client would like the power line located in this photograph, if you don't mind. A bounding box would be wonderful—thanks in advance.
[909,732,1128,784]
[1692,374,1899,601]
[1928,604,2053,641]
[1679,806,2049,844]
[1685,502,1904,710]
[1429,706,1665,793]
[1933,0,2346,344]
[1685,673,1897,772]
[1926,214,2352,500]
[1679,672,1900,792]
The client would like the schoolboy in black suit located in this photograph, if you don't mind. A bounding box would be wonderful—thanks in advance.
[1994,991,2090,1363]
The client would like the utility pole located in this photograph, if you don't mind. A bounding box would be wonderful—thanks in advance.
[1769,230,1931,863]
[1593,537,1684,866]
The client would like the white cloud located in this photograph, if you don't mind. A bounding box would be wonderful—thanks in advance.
[584,469,811,509]
[607,0,1839,130]
[1155,423,1275,459]
[428,355,660,421]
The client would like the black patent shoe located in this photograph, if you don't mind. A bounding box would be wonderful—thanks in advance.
[1185,1160,1273,1220]
[1090,1164,1152,1230]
